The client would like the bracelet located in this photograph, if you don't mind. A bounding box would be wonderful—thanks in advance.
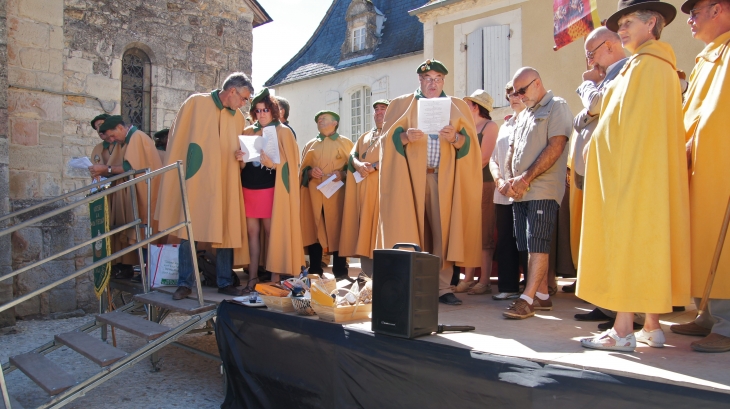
[520,176,530,187]
[450,134,459,145]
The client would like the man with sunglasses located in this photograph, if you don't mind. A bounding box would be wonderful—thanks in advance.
[378,60,482,306]
[501,67,573,319]
[670,0,730,353]
[156,72,254,300]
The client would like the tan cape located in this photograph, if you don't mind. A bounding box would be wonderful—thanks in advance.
[102,140,138,265]
[242,122,305,275]
[339,129,382,258]
[90,141,113,166]
[684,31,730,299]
[155,92,250,266]
[377,91,482,268]
[300,133,354,252]
[576,40,690,313]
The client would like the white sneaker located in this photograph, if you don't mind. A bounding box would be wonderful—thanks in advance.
[492,292,520,300]
[581,329,636,352]
[635,328,665,348]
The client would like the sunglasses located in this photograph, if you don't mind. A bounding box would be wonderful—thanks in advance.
[255,108,270,113]
[510,79,536,97]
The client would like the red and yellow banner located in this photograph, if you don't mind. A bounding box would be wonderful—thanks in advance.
[553,0,600,50]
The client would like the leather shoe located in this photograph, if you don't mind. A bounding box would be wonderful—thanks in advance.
[218,285,244,297]
[575,308,610,321]
[670,321,711,337]
[598,319,642,330]
[691,333,730,353]
[438,293,462,305]
[172,286,192,300]
[562,281,576,293]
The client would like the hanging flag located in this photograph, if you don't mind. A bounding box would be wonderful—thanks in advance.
[89,195,111,298]
[553,0,600,50]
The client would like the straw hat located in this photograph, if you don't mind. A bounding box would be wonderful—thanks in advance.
[463,90,494,112]
[605,0,677,32]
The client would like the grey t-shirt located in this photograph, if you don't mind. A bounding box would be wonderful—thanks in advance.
[509,90,573,203]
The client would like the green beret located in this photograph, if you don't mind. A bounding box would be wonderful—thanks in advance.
[154,129,169,139]
[250,87,270,108]
[417,59,448,75]
[98,115,124,132]
[372,99,390,109]
[90,113,110,130]
[314,110,339,123]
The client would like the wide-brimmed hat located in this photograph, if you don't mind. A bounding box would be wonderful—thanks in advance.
[463,90,494,112]
[605,0,677,32]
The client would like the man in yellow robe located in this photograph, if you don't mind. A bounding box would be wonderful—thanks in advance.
[378,60,481,305]
[670,0,730,353]
[340,99,389,276]
[300,111,354,278]
[155,73,252,299]
[90,114,112,166]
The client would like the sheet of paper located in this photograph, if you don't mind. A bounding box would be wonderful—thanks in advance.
[316,174,344,199]
[238,135,261,163]
[69,156,94,169]
[353,171,365,183]
[417,97,451,135]
[261,127,281,164]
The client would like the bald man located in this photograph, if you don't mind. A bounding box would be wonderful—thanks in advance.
[502,67,573,320]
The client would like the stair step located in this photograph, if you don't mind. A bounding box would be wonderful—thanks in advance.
[133,291,216,315]
[0,394,25,409]
[96,311,170,340]
[8,353,76,396]
[55,332,128,367]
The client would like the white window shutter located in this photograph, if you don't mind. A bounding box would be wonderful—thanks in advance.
[325,90,340,113]
[371,76,388,102]
[466,29,483,96]
[482,25,510,108]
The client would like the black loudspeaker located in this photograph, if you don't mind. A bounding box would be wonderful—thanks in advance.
[371,243,439,339]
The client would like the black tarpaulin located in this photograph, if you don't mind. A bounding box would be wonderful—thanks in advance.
[216,302,728,409]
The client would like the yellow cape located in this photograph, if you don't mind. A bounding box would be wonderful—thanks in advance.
[155,93,249,265]
[242,123,305,275]
[576,40,690,313]
[684,31,730,299]
[377,93,482,268]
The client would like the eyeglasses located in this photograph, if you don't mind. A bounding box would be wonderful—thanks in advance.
[690,3,717,19]
[585,40,606,59]
[510,79,536,97]
[234,88,250,103]
[419,76,444,84]
[255,108,270,113]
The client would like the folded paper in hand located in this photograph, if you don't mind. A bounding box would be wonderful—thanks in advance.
[417,97,451,135]
[238,128,280,165]
[69,157,94,169]
[317,174,344,199]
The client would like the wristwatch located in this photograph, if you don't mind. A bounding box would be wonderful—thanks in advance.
[108,166,112,175]
[450,134,460,145]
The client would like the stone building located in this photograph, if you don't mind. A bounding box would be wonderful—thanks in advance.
[0,0,271,326]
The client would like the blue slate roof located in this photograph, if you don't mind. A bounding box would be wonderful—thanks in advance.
[265,0,426,87]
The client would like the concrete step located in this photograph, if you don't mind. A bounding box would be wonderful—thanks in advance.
[133,291,216,315]
[0,393,25,409]
[8,353,76,396]
[96,311,170,340]
[54,331,128,367]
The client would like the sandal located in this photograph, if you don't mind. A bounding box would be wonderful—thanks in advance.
[453,280,475,293]
[467,282,491,295]
[580,328,636,352]
[243,277,259,293]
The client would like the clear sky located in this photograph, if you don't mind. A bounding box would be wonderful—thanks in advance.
[251,0,333,94]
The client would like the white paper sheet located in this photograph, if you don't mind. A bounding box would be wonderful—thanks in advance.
[69,156,94,169]
[316,174,344,199]
[261,127,281,164]
[353,171,365,183]
[417,97,451,135]
[238,135,261,163]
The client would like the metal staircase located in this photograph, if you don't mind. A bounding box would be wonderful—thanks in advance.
[0,161,216,409]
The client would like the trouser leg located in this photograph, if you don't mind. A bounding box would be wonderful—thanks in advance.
[331,251,348,278]
[216,248,233,288]
[708,299,730,337]
[496,204,520,293]
[360,256,373,277]
[425,174,454,297]
[307,243,324,275]
[177,239,196,289]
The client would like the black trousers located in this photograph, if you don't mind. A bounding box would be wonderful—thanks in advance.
[496,204,528,293]
[307,243,348,278]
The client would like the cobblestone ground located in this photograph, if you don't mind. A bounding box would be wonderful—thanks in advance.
[1,313,225,408]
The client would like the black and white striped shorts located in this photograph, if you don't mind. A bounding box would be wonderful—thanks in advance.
[512,199,559,254]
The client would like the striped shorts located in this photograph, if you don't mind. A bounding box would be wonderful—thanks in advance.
[512,199,559,254]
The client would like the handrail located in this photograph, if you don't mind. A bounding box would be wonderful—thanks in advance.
[0,169,145,224]
[0,163,179,238]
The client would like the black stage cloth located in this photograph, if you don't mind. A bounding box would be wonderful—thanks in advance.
[216,301,727,409]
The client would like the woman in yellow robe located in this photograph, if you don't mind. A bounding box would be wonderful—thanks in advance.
[577,2,690,352]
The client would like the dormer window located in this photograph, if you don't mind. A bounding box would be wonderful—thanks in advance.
[352,27,367,52]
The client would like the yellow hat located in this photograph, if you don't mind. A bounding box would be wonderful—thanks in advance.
[463,90,494,112]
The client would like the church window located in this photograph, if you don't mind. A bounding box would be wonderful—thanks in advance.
[121,48,152,132]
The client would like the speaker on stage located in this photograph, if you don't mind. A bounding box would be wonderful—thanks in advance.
[371,243,439,339]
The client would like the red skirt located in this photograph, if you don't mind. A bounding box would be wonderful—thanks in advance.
[242,187,274,218]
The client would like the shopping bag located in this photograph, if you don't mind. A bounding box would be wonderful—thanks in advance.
[150,244,179,288]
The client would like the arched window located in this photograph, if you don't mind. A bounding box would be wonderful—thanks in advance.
[121,48,151,132]
[350,86,371,140]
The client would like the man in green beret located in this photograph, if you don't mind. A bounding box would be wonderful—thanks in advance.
[156,73,252,300]
[300,111,354,278]
[89,113,113,166]
[378,59,482,305]
[153,129,169,163]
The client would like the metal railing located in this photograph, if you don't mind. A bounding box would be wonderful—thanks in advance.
[0,160,205,409]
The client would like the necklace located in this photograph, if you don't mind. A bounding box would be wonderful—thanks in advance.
[361,129,381,159]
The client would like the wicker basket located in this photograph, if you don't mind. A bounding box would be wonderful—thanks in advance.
[291,296,316,316]
[311,274,337,294]
[259,294,295,313]
[311,300,372,323]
